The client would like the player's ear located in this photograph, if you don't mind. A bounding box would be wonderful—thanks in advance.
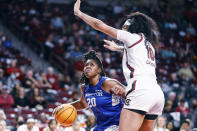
[98,68,101,74]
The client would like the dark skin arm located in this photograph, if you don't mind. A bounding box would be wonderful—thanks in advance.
[102,78,125,98]
[70,84,88,110]
[53,84,88,113]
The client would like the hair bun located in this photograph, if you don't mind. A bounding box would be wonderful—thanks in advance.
[84,50,97,60]
[88,50,96,56]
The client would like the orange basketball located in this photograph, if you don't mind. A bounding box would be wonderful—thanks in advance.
[53,104,77,126]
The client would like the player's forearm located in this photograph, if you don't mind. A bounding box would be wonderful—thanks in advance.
[78,11,104,31]
[69,100,86,110]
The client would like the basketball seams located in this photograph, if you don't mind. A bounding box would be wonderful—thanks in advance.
[54,105,77,126]
[56,107,72,120]
[62,107,74,124]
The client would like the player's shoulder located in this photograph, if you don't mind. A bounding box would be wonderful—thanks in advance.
[118,29,142,37]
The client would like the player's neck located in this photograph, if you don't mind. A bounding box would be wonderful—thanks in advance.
[89,75,100,87]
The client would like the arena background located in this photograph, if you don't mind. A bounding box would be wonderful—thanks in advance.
[0,0,197,130]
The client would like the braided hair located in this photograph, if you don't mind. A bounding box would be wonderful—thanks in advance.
[80,50,105,85]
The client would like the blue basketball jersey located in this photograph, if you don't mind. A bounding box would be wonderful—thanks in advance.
[84,77,123,131]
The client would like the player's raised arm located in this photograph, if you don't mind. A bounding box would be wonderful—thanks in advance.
[74,0,118,39]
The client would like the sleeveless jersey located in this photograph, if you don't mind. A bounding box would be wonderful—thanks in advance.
[84,77,123,131]
[117,30,157,85]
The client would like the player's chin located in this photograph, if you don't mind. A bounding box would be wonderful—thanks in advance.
[84,72,91,78]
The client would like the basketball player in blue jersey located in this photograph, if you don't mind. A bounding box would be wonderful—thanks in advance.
[67,50,125,131]
[74,0,165,131]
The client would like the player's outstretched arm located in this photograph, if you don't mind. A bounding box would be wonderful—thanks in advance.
[69,85,88,110]
[103,40,124,52]
[74,0,118,39]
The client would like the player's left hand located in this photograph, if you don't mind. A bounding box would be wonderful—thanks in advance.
[74,0,81,16]
[104,39,123,52]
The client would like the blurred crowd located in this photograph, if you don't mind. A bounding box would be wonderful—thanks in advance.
[0,0,197,130]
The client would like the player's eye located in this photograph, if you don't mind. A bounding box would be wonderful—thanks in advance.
[90,63,94,66]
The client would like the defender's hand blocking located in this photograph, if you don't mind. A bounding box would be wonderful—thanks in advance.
[104,40,123,52]
[74,0,81,16]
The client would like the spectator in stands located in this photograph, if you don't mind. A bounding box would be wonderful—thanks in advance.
[180,119,191,131]
[184,32,196,44]
[164,100,173,113]
[44,34,55,60]
[175,99,190,115]
[0,120,8,131]
[46,67,60,90]
[37,73,52,89]
[57,74,72,92]
[0,85,14,108]
[103,52,113,67]
[29,17,45,42]
[36,112,48,130]
[0,81,2,90]
[161,47,176,59]
[0,109,10,126]
[0,109,6,121]
[154,116,169,131]
[178,62,195,80]
[2,35,12,48]
[169,73,180,92]
[43,119,59,131]
[186,23,196,36]
[17,118,39,131]
[12,115,24,131]
[67,91,79,103]
[51,15,64,29]
[167,92,176,109]
[85,115,96,131]
[17,66,26,82]
[64,121,85,131]
[30,87,46,109]
[69,46,83,60]
[166,121,174,131]
[190,99,197,129]
[6,60,19,76]
[22,70,39,89]
[53,39,65,56]
[0,68,6,84]
[108,69,119,80]
[57,73,64,89]
[7,74,20,92]
[14,87,29,110]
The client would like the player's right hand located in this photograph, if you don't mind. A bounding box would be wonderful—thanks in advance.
[74,0,81,16]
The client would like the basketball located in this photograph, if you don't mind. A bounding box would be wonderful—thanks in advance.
[53,104,77,126]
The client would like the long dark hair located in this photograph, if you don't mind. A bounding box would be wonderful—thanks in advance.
[123,12,159,46]
[80,50,105,85]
